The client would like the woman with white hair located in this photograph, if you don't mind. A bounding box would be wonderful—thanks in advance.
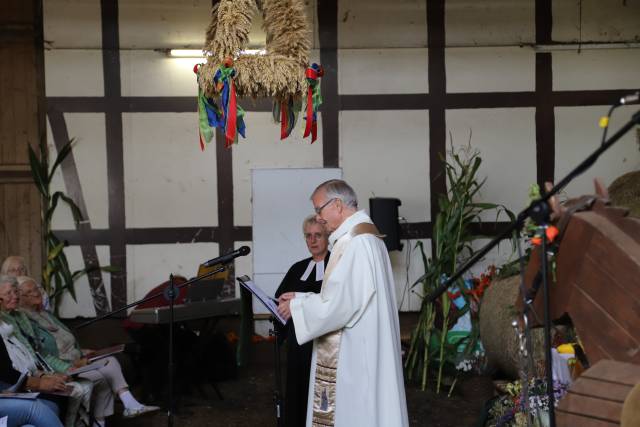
[1,256,51,311]
[274,215,330,427]
[0,274,92,427]
[16,276,159,424]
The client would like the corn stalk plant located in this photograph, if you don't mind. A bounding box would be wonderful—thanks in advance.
[405,144,514,393]
[28,139,112,312]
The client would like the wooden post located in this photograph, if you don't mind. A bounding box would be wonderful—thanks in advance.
[0,0,44,274]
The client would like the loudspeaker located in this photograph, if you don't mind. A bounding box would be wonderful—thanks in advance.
[369,197,403,251]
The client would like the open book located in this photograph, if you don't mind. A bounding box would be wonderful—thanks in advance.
[237,275,286,325]
[68,359,109,376]
[84,344,125,363]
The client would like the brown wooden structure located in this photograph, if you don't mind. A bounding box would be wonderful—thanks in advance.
[523,193,640,365]
[556,359,640,427]
[0,0,44,273]
[521,183,640,426]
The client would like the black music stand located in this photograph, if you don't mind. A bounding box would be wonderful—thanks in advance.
[77,265,226,427]
[236,275,286,427]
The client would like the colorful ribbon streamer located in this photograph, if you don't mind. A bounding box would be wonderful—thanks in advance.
[303,63,324,143]
[214,58,246,148]
[194,64,221,151]
[273,98,300,140]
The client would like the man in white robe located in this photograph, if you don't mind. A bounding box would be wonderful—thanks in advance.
[278,180,409,427]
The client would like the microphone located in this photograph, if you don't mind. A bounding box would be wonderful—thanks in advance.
[619,91,640,105]
[202,246,251,268]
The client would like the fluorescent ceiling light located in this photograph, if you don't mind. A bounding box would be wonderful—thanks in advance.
[168,49,205,58]
[167,48,267,58]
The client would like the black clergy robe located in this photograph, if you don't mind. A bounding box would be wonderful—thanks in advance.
[275,252,329,427]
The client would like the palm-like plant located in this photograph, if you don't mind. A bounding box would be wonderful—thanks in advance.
[405,144,514,392]
[28,139,106,311]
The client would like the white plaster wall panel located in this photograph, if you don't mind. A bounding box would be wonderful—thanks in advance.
[45,50,104,96]
[445,108,537,221]
[120,51,202,97]
[233,241,253,298]
[126,243,218,303]
[445,0,534,46]
[122,113,219,228]
[118,0,211,49]
[553,0,640,43]
[117,0,315,49]
[555,105,640,198]
[340,110,430,223]
[338,48,428,95]
[553,49,640,91]
[468,237,520,278]
[446,47,535,93]
[43,0,102,48]
[232,112,324,226]
[391,239,431,312]
[307,0,320,50]
[58,245,112,319]
[338,0,427,48]
[47,113,109,230]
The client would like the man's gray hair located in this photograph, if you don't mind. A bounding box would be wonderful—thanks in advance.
[313,179,358,209]
[0,275,18,288]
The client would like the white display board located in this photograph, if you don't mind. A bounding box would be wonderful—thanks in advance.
[252,168,341,319]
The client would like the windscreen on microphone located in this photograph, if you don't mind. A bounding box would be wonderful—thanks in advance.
[202,245,251,268]
[619,91,640,105]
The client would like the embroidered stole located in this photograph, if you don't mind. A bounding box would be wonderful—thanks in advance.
[311,222,384,426]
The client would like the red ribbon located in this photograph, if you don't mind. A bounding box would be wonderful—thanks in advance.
[280,102,288,140]
[225,80,237,148]
[303,86,314,141]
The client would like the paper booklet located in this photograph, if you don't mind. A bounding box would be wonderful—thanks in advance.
[0,392,39,399]
[237,275,286,325]
[68,359,109,376]
[84,344,125,363]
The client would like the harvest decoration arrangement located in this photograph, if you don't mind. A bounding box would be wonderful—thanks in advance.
[195,0,323,149]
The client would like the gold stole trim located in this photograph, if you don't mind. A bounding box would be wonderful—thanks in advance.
[311,222,382,427]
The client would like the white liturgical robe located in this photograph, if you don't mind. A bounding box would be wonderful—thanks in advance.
[290,211,409,427]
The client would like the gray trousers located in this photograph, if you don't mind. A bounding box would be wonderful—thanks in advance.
[78,356,128,418]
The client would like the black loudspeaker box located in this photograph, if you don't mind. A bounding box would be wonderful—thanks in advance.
[369,197,403,251]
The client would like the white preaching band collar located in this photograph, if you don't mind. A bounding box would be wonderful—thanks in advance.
[300,258,325,281]
[328,210,372,247]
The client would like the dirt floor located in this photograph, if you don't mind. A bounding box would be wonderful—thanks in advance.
[106,341,494,427]
[71,316,494,426]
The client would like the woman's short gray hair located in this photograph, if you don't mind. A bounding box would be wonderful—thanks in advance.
[302,214,326,234]
[0,275,18,288]
[15,276,37,290]
[312,179,358,209]
[1,256,27,275]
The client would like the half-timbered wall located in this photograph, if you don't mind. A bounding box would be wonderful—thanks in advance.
[39,0,640,318]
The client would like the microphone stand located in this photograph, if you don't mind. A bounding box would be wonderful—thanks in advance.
[76,265,226,427]
[270,319,285,427]
[412,108,640,427]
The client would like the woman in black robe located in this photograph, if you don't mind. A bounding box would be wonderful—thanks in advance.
[275,215,330,427]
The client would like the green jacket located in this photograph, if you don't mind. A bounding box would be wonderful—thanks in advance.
[0,311,72,373]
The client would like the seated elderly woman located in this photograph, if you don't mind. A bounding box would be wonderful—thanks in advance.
[15,276,159,423]
[1,256,50,311]
[0,275,92,427]
[0,321,65,427]
[0,397,63,427]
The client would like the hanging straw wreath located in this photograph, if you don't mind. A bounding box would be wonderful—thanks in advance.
[195,0,323,148]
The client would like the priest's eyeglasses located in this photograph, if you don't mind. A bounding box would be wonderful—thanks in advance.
[314,198,337,215]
